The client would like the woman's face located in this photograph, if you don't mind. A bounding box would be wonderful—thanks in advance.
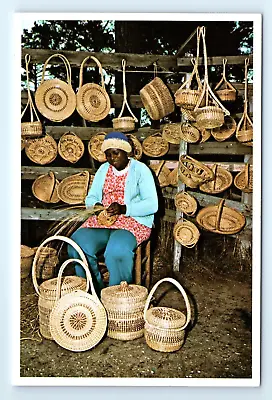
[105,148,129,171]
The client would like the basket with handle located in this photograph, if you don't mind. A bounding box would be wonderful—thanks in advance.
[214,59,237,102]
[180,121,201,143]
[211,115,236,142]
[32,171,60,204]
[168,167,178,187]
[76,56,111,122]
[199,164,233,194]
[32,235,89,339]
[88,132,107,163]
[35,53,76,122]
[126,134,143,160]
[49,258,107,352]
[234,163,253,193]
[173,218,200,248]
[162,123,182,145]
[144,277,191,352]
[57,171,90,205]
[21,54,43,138]
[112,59,138,132]
[142,132,169,157]
[179,155,214,188]
[32,245,59,280]
[58,131,85,163]
[174,191,198,216]
[25,134,58,165]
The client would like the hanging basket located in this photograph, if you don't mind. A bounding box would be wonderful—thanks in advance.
[126,134,142,160]
[142,132,169,158]
[234,164,253,193]
[101,281,148,341]
[32,235,89,339]
[199,164,233,194]
[173,218,200,248]
[214,59,237,102]
[162,123,182,145]
[144,277,191,353]
[97,209,118,227]
[174,191,198,216]
[180,121,201,143]
[179,155,214,188]
[195,106,225,129]
[57,171,90,205]
[25,134,58,165]
[88,132,107,163]
[211,115,237,142]
[32,171,60,204]
[35,54,76,122]
[76,56,111,122]
[58,131,85,163]
[49,258,107,352]
[196,199,246,235]
[180,107,196,122]
[236,114,253,144]
[168,167,179,187]
[149,161,171,188]
[21,245,35,279]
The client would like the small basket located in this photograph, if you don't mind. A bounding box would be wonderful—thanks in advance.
[58,131,85,163]
[195,106,225,129]
[214,59,237,102]
[196,199,246,235]
[101,281,148,341]
[144,277,191,353]
[179,155,214,188]
[142,132,169,158]
[57,171,90,205]
[174,191,198,216]
[199,164,233,194]
[88,132,107,163]
[126,134,142,160]
[162,123,182,145]
[97,209,118,227]
[25,134,58,165]
[234,163,253,193]
[32,171,60,204]
[211,115,237,142]
[180,121,201,143]
[33,246,59,280]
[21,245,35,279]
[173,218,200,248]
[149,161,171,188]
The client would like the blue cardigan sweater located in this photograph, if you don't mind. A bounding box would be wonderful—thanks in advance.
[85,158,158,228]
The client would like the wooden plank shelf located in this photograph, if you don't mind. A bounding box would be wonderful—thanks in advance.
[177,54,253,67]
[21,166,95,180]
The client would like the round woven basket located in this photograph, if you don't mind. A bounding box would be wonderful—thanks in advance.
[180,122,201,143]
[76,56,111,122]
[174,191,198,216]
[173,219,200,248]
[142,132,169,158]
[140,77,175,121]
[32,235,89,340]
[88,132,107,163]
[25,135,58,165]
[97,209,118,227]
[101,281,148,341]
[57,171,90,205]
[21,245,35,279]
[234,164,253,193]
[199,164,233,194]
[195,106,225,129]
[32,246,59,280]
[179,155,214,188]
[49,258,107,351]
[162,123,182,145]
[214,59,237,103]
[112,117,136,133]
[211,115,237,142]
[149,162,171,188]
[21,121,43,138]
[196,199,246,235]
[144,277,191,353]
[126,134,142,160]
[168,167,178,187]
[32,171,60,203]
[58,131,85,163]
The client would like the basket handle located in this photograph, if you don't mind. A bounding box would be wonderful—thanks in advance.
[214,59,236,92]
[78,55,106,90]
[32,235,89,297]
[215,198,225,231]
[143,277,191,331]
[118,59,138,122]
[41,53,72,85]
[21,54,41,123]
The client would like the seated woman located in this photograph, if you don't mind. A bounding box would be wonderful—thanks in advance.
[68,131,158,293]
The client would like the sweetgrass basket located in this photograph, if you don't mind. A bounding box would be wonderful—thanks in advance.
[149,161,171,188]
[88,132,107,163]
[58,131,85,163]
[214,59,237,102]
[174,191,198,216]
[173,218,200,248]
[21,245,35,279]
[162,123,182,145]
[57,171,90,205]
[180,121,201,143]
[97,209,118,227]
[142,132,169,157]
[144,277,191,353]
[234,163,253,193]
[32,171,60,204]
[126,134,143,160]
[25,134,58,165]
[199,164,233,194]
[32,246,59,280]
[211,115,237,142]
[179,155,214,188]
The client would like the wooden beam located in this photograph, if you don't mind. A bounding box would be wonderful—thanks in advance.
[176,28,198,57]
[177,54,253,67]
[21,166,95,180]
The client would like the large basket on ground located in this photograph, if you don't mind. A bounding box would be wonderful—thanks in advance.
[76,56,111,122]
[25,134,58,165]
[142,132,169,157]
[101,281,148,341]
[211,115,236,142]
[199,164,233,194]
[32,171,60,203]
[21,245,35,279]
[57,171,90,205]
[49,258,107,352]
[149,161,171,188]
[234,164,253,193]
[32,246,59,280]
[196,199,246,235]
[144,277,191,353]
[88,132,107,163]
[35,54,76,122]
[173,219,200,248]
[179,155,214,188]
[58,131,85,163]
[126,134,142,160]
[174,191,198,216]
[214,59,237,102]
[162,123,182,145]
[32,235,89,340]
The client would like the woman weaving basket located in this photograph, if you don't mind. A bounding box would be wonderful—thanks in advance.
[68,132,158,293]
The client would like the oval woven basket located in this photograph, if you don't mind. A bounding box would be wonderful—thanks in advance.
[179,155,214,188]
[21,245,35,279]
[21,121,43,138]
[234,164,253,193]
[32,235,89,340]
[112,116,136,133]
[25,135,58,165]
[195,106,225,129]
[49,258,107,352]
[88,132,107,163]
[173,219,200,248]
[149,162,171,188]
[168,167,178,187]
[32,171,60,204]
[199,165,233,194]
[140,77,175,121]
[58,131,85,163]
[180,122,201,143]
[97,209,118,227]
[144,277,191,353]
[180,107,196,122]
[57,171,90,205]
[142,132,169,158]
[32,246,59,280]
[196,199,246,235]
[101,281,148,341]
[162,123,182,145]
[211,115,237,142]
[126,134,142,160]
[174,191,198,216]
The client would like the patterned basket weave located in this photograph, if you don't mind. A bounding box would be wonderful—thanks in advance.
[173,219,200,248]
[144,277,191,353]
[162,123,182,145]
[33,246,59,280]
[101,281,148,341]
[25,134,58,165]
[57,171,90,205]
[234,164,253,193]
[214,59,237,102]
[149,161,171,188]
[174,191,198,216]
[180,122,201,143]
[126,134,142,160]
[168,167,178,187]
[199,164,233,194]
[58,131,84,163]
[179,155,214,188]
[142,133,169,157]
[32,171,60,203]
[97,209,118,227]
[21,245,35,279]
[88,132,107,162]
[211,115,237,142]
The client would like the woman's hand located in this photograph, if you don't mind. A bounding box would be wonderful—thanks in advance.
[107,202,126,216]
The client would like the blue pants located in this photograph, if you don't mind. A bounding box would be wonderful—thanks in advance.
[67,228,137,292]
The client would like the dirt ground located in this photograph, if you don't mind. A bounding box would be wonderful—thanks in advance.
[20,234,252,380]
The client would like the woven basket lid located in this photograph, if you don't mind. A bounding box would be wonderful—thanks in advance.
[181,122,201,143]
[57,171,90,204]
[174,191,198,216]
[97,209,118,227]
[25,134,58,165]
[58,131,85,163]
[101,281,148,305]
[142,133,169,157]
[32,171,60,203]
[168,167,178,187]
[39,275,87,299]
[126,134,142,160]
[145,307,186,329]
[234,164,253,193]
[179,155,214,188]
[49,289,107,352]
[88,132,107,162]
[162,123,182,145]
[211,115,236,142]
[196,199,246,235]
[173,219,200,248]
[21,244,35,258]
[199,165,233,194]
[149,163,171,188]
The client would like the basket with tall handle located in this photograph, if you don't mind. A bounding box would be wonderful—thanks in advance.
[214,59,237,102]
